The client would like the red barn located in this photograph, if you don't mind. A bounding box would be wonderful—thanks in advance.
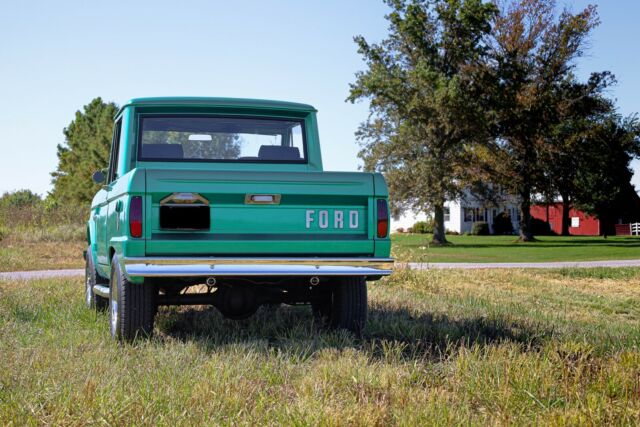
[530,203,600,236]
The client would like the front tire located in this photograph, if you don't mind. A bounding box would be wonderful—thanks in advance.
[313,277,367,335]
[85,247,108,311]
[109,255,156,341]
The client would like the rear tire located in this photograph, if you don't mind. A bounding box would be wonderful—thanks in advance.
[109,255,156,341]
[314,277,367,335]
[85,247,108,311]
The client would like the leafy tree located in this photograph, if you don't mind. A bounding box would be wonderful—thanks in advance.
[572,114,640,237]
[141,131,241,159]
[348,0,497,244]
[0,190,42,209]
[50,98,118,205]
[543,74,614,235]
[480,0,600,241]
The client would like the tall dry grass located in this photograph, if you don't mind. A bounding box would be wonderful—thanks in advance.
[0,202,86,243]
[0,202,86,271]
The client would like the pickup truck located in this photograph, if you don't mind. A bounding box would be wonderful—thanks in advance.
[85,97,393,341]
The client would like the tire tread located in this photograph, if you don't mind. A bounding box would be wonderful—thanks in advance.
[330,276,367,335]
[112,255,156,341]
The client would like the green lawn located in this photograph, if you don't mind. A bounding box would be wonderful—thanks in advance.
[1,269,640,424]
[0,240,84,272]
[392,234,640,263]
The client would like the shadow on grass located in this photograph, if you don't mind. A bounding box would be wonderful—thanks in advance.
[155,304,553,362]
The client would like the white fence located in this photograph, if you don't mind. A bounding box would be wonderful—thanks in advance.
[631,223,640,236]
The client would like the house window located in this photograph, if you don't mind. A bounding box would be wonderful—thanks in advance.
[476,208,485,222]
[464,208,474,222]
[444,206,450,222]
[571,217,580,228]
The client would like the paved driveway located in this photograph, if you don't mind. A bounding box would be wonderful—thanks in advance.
[0,269,84,280]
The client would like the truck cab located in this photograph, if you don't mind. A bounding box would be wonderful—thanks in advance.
[85,97,392,341]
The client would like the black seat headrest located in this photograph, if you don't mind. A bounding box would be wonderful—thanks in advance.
[258,145,301,161]
[142,144,184,159]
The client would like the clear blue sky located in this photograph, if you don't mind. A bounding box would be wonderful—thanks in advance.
[0,0,638,196]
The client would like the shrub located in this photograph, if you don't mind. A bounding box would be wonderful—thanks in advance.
[445,229,459,235]
[395,227,405,233]
[492,212,514,235]
[531,217,555,235]
[412,219,434,234]
[0,189,41,209]
[472,221,490,235]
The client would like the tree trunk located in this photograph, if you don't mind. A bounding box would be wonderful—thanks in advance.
[601,213,608,239]
[432,203,448,245]
[518,191,534,242]
[560,193,570,236]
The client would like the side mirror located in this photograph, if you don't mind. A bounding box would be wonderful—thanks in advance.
[92,170,106,184]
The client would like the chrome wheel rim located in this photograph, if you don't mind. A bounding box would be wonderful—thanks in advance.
[85,266,92,307]
[110,298,118,336]
[110,267,119,337]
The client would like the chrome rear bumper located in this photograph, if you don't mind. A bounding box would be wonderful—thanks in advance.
[123,257,394,278]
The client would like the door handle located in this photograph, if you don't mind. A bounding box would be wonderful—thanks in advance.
[115,200,124,212]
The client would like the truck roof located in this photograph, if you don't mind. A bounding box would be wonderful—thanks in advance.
[117,97,317,117]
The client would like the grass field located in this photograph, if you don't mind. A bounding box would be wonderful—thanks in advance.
[0,202,86,272]
[392,234,640,263]
[2,268,639,425]
[0,240,84,272]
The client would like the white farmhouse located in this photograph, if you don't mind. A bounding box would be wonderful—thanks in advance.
[391,191,521,234]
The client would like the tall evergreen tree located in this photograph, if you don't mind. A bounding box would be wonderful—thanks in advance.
[50,98,118,204]
[348,0,497,244]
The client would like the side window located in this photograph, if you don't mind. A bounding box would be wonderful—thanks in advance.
[108,120,122,183]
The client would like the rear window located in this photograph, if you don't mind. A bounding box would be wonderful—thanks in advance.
[138,116,306,163]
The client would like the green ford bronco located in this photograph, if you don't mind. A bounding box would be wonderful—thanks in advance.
[85,97,393,341]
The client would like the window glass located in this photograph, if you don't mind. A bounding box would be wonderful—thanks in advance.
[108,120,122,183]
[138,116,306,162]
[464,208,474,222]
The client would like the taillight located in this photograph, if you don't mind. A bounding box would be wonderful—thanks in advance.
[129,196,143,238]
[377,199,389,238]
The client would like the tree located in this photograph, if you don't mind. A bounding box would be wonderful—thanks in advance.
[141,131,241,159]
[539,73,614,235]
[572,114,640,237]
[348,0,497,244]
[0,189,42,209]
[481,0,600,241]
[50,98,118,205]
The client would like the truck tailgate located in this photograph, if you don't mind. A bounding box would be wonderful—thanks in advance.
[144,169,375,256]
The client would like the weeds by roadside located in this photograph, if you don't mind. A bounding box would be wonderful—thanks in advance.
[0,194,86,270]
